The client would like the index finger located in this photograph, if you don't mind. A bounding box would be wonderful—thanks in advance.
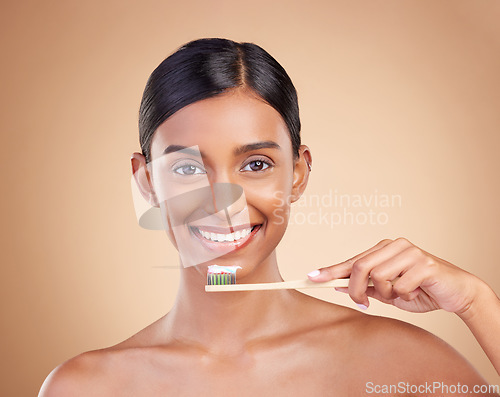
[307,238,394,282]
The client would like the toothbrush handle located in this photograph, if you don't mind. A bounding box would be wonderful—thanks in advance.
[205,278,390,292]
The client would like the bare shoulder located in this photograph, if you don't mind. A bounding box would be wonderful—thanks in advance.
[348,312,490,387]
[38,316,173,397]
[38,349,114,397]
[294,293,494,395]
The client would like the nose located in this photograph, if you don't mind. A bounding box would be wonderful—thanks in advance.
[163,182,247,227]
[204,182,247,222]
[161,168,249,228]
[200,167,247,222]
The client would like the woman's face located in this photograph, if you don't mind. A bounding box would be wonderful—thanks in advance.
[144,88,310,278]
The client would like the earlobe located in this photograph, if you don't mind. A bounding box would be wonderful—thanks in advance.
[131,152,159,207]
[290,145,312,203]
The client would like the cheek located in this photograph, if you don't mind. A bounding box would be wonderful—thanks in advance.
[158,192,199,250]
[159,201,178,248]
[268,190,293,229]
[246,172,294,228]
[152,167,211,228]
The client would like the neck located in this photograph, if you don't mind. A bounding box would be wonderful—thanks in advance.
[162,251,299,356]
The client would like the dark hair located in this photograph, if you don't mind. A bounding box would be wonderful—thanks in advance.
[138,38,301,163]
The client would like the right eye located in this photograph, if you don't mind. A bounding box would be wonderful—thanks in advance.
[173,163,206,175]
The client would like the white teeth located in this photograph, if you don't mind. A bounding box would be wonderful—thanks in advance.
[196,226,256,242]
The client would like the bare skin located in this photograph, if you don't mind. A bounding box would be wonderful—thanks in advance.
[308,237,500,377]
[39,88,499,396]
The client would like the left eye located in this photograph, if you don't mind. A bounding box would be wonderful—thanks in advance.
[174,164,205,175]
[242,160,270,172]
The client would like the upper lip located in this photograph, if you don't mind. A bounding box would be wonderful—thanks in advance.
[189,224,260,234]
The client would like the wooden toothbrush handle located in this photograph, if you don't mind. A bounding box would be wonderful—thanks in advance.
[205,278,380,292]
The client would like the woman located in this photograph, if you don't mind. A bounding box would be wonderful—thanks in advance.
[40,38,500,396]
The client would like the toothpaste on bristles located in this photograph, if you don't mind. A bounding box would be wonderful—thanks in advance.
[207,265,242,285]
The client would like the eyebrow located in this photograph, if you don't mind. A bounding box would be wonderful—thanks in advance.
[163,145,203,157]
[162,141,281,157]
[233,141,281,156]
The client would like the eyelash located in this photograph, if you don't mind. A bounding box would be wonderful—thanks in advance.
[172,157,274,175]
[241,157,273,172]
[172,161,205,175]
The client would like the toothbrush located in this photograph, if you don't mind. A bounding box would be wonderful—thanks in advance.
[205,265,379,292]
[206,265,242,286]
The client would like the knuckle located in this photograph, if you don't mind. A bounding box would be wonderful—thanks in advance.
[352,259,371,274]
[379,288,394,300]
[393,283,409,296]
[324,266,340,278]
[422,259,438,276]
[344,257,356,266]
[396,293,410,301]
[406,245,424,259]
[424,255,436,268]
[320,266,333,277]
[394,237,411,246]
[369,268,386,282]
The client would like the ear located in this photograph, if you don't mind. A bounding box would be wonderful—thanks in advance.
[290,145,312,203]
[131,152,159,207]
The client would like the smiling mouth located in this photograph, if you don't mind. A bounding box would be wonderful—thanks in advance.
[189,224,261,243]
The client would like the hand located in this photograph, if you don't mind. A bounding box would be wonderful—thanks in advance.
[307,238,486,314]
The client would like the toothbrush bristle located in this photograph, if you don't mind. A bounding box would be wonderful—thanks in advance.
[206,265,241,285]
[207,272,235,285]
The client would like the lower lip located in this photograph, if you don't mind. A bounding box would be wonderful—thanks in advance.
[189,225,262,253]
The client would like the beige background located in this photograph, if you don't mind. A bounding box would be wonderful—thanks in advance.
[1,0,499,395]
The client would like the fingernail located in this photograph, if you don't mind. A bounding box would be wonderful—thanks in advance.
[307,269,321,278]
[356,303,368,310]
